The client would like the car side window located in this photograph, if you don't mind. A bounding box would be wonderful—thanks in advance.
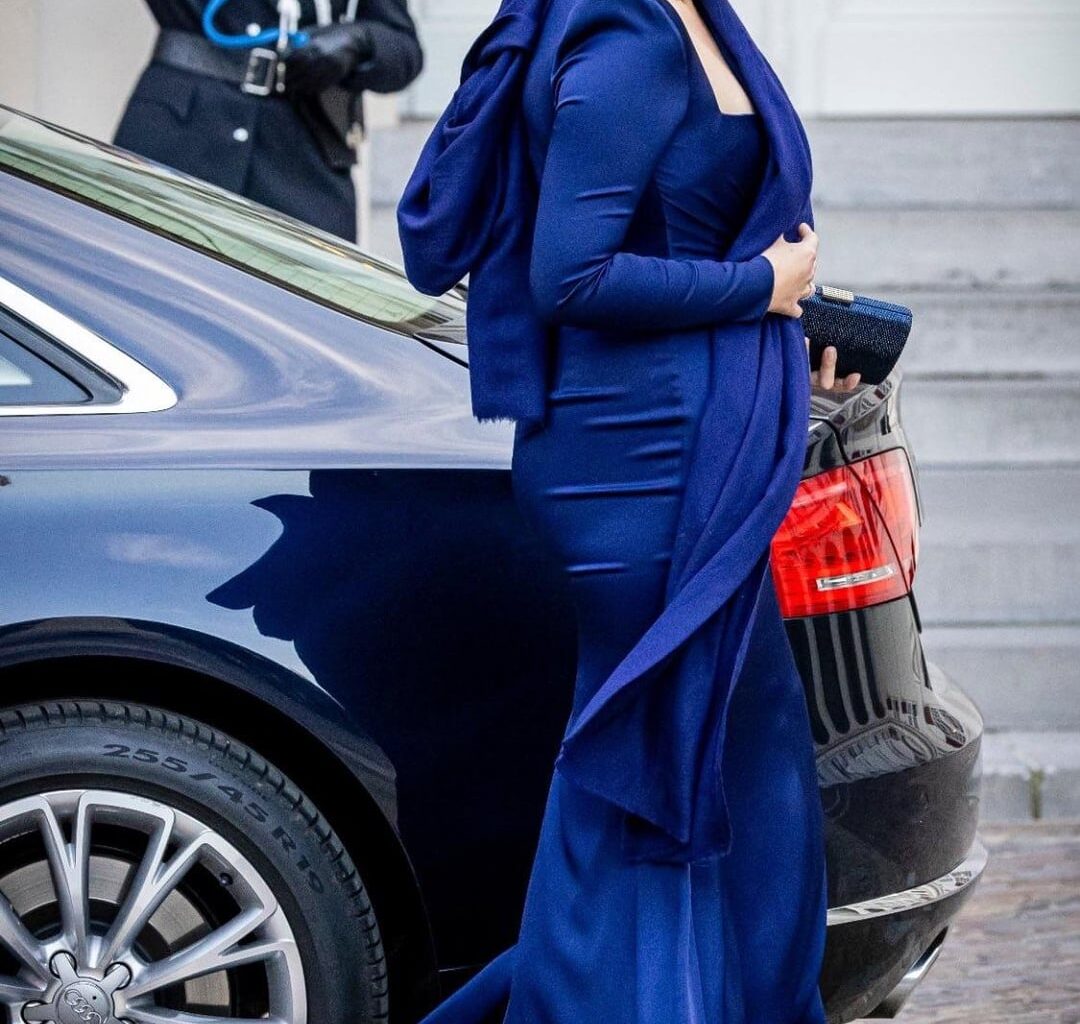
[0,303,125,410]
[0,326,90,406]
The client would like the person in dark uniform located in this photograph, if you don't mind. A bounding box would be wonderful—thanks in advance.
[115,0,423,241]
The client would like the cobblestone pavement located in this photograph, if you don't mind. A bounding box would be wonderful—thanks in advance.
[874,822,1080,1023]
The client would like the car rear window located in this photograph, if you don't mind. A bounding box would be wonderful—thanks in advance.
[0,336,89,405]
[0,106,465,337]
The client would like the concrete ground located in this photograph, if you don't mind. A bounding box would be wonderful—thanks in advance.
[864,821,1080,1023]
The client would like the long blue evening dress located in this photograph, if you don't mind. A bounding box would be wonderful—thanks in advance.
[416,0,828,1020]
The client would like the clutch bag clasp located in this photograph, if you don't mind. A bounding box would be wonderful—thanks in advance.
[818,284,855,305]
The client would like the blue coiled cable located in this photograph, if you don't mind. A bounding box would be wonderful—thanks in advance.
[201,0,309,48]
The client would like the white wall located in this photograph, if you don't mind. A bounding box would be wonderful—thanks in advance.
[2,0,1078,141]
[0,0,156,141]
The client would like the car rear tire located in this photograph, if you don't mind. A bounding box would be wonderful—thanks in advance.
[0,699,388,1023]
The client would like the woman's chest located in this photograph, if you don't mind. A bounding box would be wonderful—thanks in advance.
[654,99,769,251]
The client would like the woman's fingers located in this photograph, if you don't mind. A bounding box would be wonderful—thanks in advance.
[818,345,837,389]
[806,339,863,392]
[762,226,821,317]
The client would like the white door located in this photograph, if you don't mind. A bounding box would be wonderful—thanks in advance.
[777,0,1080,115]
[406,0,1080,117]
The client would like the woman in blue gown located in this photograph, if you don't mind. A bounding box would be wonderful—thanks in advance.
[398,0,849,1019]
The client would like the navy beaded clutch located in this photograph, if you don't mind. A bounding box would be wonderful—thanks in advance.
[798,284,912,385]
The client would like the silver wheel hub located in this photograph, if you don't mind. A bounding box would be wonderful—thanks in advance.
[0,790,307,1023]
[23,952,130,1024]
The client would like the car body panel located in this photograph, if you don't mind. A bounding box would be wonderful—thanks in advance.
[0,464,578,967]
[790,595,982,909]
[0,172,510,470]
[0,116,984,1021]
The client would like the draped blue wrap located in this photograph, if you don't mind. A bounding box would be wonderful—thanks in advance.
[397,0,549,427]
[398,0,822,1018]
[398,0,815,868]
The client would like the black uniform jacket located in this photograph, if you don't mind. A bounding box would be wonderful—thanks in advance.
[114,0,423,240]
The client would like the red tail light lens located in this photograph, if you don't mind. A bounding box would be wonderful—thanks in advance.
[770,448,919,618]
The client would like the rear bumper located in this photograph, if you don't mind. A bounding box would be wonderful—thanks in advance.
[827,834,988,927]
[823,836,988,1022]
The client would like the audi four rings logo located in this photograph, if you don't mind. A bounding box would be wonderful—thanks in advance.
[62,989,104,1024]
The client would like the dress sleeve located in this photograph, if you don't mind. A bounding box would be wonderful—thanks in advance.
[528,0,775,331]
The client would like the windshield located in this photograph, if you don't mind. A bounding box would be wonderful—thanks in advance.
[0,106,465,336]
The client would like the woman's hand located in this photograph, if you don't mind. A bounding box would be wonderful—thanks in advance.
[806,337,862,391]
[761,223,818,317]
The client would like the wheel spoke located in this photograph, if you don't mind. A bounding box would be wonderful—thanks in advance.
[20,1002,53,1023]
[96,809,213,968]
[124,1009,286,1024]
[36,794,92,962]
[124,1010,286,1024]
[0,894,49,981]
[0,789,306,1023]
[0,974,43,1006]
[123,903,287,1000]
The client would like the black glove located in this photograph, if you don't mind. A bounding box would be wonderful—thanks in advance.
[284,22,375,96]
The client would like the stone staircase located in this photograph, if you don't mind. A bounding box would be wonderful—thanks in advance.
[808,117,1080,822]
[369,116,1080,821]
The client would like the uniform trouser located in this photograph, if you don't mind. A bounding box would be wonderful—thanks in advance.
[114,62,356,241]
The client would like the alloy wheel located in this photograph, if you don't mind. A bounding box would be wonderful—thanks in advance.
[0,789,306,1024]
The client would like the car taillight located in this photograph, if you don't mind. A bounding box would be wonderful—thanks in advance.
[770,448,919,618]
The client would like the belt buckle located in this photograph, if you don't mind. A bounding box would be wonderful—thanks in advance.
[241,47,278,96]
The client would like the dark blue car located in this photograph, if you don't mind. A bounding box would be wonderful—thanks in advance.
[0,106,986,1024]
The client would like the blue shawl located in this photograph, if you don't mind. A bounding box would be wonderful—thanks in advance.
[398,0,814,865]
[397,0,548,426]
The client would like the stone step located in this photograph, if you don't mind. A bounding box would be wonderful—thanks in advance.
[811,208,1080,292]
[370,209,1080,303]
[893,288,1080,379]
[898,377,1080,467]
[370,126,1080,294]
[923,625,1080,732]
[913,466,1080,624]
[978,731,1080,821]
[804,116,1080,210]
[375,119,1080,212]
[371,126,1080,283]
[375,205,1080,295]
